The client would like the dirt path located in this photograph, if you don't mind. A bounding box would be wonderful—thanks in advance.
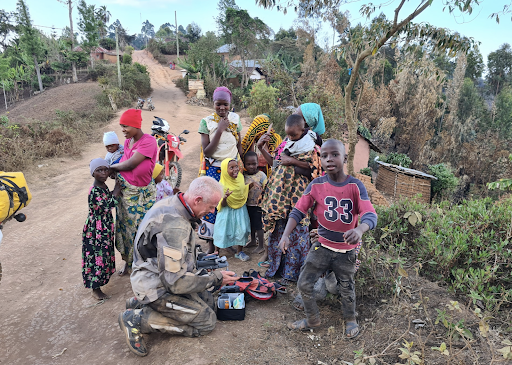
[0,51,302,365]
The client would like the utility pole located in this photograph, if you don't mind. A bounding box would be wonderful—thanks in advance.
[175,11,179,60]
[63,0,78,82]
[2,82,7,111]
[116,26,122,88]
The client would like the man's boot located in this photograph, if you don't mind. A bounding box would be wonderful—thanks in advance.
[126,296,144,309]
[118,309,148,357]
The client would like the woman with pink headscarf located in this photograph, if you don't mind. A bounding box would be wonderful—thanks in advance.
[198,86,244,253]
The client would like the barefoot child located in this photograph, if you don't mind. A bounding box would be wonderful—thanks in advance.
[243,151,268,264]
[153,163,180,202]
[279,139,377,338]
[213,158,251,261]
[83,158,121,300]
[103,131,124,165]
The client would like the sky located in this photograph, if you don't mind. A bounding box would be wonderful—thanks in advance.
[3,0,512,67]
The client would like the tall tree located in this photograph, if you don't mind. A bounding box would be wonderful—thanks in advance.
[219,7,271,87]
[465,47,484,81]
[77,0,100,68]
[141,20,155,45]
[185,22,201,43]
[96,5,111,38]
[16,0,44,92]
[486,43,512,96]
[57,0,78,82]
[0,10,16,51]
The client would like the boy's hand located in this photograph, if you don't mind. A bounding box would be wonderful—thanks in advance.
[309,229,319,245]
[344,227,364,245]
[257,133,270,150]
[278,236,290,254]
[172,188,180,195]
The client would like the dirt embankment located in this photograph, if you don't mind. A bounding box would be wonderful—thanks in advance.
[2,82,102,125]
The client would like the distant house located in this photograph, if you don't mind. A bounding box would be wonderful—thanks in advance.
[343,131,381,174]
[228,60,266,81]
[216,44,240,63]
[73,46,121,64]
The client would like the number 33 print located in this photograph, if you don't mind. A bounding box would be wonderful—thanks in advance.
[324,197,353,223]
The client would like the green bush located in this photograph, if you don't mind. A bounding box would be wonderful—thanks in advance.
[428,163,459,199]
[359,167,372,177]
[367,197,512,312]
[122,54,132,65]
[244,81,279,119]
[384,152,412,168]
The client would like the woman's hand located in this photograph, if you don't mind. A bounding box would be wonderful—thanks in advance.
[280,154,295,166]
[217,117,230,132]
[257,133,271,150]
[278,236,290,254]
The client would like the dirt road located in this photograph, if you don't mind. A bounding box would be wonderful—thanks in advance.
[0,51,305,365]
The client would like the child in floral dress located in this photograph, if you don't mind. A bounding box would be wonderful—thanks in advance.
[82,158,121,300]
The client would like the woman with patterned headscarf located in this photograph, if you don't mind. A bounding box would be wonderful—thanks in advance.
[198,86,243,253]
[241,114,282,177]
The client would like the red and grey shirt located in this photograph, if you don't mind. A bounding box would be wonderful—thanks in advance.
[290,175,377,251]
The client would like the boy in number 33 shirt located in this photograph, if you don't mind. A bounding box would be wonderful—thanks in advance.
[279,139,377,338]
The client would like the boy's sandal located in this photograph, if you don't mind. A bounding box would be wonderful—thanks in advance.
[345,321,360,339]
[292,295,304,311]
[287,318,321,331]
[235,252,250,261]
[257,261,270,268]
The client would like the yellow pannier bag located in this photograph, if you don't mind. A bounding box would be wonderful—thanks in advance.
[0,172,32,223]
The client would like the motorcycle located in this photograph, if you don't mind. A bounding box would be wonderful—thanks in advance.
[136,97,145,109]
[151,116,189,189]
[146,97,155,111]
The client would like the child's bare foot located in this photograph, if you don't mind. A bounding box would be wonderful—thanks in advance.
[258,253,268,263]
[245,240,257,248]
[92,288,108,300]
[118,262,131,276]
[252,246,265,254]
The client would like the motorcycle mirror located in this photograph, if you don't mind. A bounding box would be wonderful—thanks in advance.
[180,137,187,142]
[182,130,190,134]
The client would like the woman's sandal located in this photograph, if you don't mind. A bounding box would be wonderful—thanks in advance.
[345,321,360,339]
[277,278,292,286]
[257,261,270,268]
[287,318,321,331]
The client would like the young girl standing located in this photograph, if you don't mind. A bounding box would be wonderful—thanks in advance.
[213,158,251,261]
[83,158,121,300]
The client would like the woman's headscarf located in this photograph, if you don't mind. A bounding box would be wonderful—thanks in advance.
[217,158,249,211]
[300,103,325,135]
[213,87,232,104]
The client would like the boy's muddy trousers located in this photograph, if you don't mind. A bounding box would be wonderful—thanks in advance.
[132,291,216,337]
[297,243,357,321]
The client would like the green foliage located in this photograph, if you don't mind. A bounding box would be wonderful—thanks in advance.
[494,87,512,139]
[99,38,115,50]
[428,163,459,198]
[359,167,372,177]
[383,152,412,168]
[488,154,512,190]
[486,43,512,95]
[122,53,132,65]
[16,0,44,60]
[124,45,134,55]
[244,81,279,119]
[369,197,512,311]
[77,0,101,54]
